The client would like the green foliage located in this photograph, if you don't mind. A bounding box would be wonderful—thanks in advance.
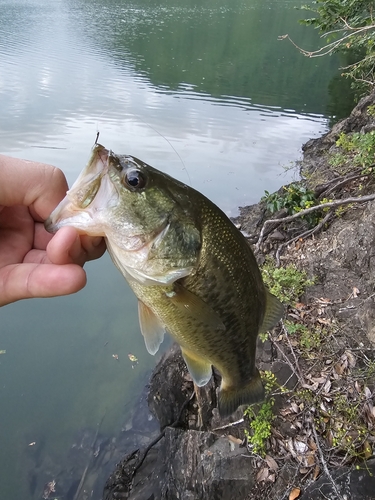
[330,131,375,172]
[300,0,375,96]
[262,184,316,215]
[284,320,322,351]
[261,258,314,305]
[243,371,279,456]
[262,183,319,227]
[244,399,275,456]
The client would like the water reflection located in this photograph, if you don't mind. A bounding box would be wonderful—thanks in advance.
[0,0,351,498]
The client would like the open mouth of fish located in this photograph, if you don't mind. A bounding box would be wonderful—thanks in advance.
[44,144,167,254]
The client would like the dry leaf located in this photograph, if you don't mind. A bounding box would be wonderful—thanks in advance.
[308,438,317,451]
[289,487,301,500]
[317,297,331,304]
[228,435,242,445]
[265,455,279,471]
[317,317,331,325]
[307,454,316,466]
[334,362,345,375]
[291,402,300,413]
[345,350,356,368]
[256,467,269,482]
[323,379,332,394]
[313,465,320,480]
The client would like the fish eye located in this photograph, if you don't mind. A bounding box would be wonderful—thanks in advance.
[124,169,146,190]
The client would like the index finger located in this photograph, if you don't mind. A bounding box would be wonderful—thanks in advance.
[0,155,68,220]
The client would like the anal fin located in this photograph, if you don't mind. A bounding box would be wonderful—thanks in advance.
[181,347,212,387]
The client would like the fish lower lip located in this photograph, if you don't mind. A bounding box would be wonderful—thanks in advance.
[44,216,56,234]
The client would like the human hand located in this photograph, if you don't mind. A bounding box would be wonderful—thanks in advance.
[0,155,106,306]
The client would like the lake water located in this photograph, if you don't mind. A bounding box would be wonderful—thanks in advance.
[0,0,352,498]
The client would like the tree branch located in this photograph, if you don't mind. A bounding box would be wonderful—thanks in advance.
[256,193,375,253]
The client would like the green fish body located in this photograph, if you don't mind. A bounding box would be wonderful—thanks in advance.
[46,144,283,417]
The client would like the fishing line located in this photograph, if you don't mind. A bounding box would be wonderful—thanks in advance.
[94,109,192,186]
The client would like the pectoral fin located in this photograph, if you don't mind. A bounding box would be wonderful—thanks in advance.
[138,301,165,355]
[260,291,284,333]
[167,283,225,332]
[181,347,212,387]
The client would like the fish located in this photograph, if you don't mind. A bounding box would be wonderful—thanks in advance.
[45,144,283,417]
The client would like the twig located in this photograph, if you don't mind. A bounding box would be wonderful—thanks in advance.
[310,414,345,500]
[256,193,375,252]
[275,210,334,266]
[212,418,244,431]
[280,320,306,384]
[271,335,305,386]
[319,171,370,198]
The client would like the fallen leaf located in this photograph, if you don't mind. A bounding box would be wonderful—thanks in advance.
[0,350,6,354]
[317,318,331,325]
[334,362,345,375]
[323,379,332,394]
[291,402,300,413]
[265,455,278,471]
[228,435,242,445]
[289,487,301,500]
[306,454,316,466]
[308,438,317,451]
[364,386,372,399]
[313,465,320,480]
[256,467,269,482]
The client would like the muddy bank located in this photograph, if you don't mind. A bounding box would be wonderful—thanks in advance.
[102,94,375,500]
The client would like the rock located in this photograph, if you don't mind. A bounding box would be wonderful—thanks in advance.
[147,344,193,430]
[300,459,375,500]
[160,428,253,500]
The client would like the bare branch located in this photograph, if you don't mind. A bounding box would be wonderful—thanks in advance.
[256,193,375,252]
[310,414,345,500]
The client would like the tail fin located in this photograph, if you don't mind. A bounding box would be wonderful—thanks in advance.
[218,369,265,418]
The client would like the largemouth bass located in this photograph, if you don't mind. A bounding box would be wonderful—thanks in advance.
[45,144,283,417]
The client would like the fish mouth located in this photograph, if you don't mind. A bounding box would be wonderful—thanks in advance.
[44,144,169,254]
[45,144,114,236]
